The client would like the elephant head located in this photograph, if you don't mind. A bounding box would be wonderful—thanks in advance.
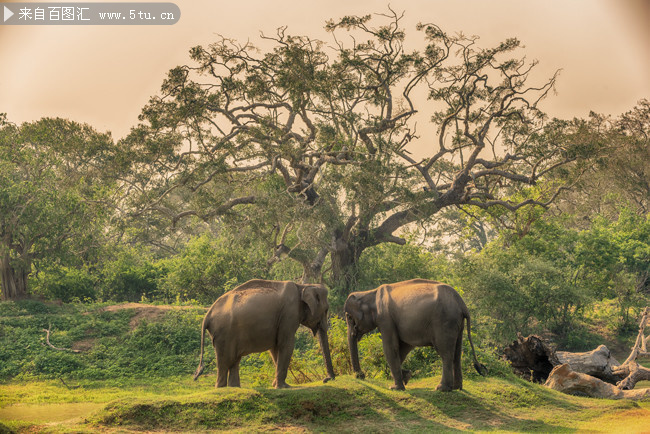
[344,291,377,379]
[299,284,336,382]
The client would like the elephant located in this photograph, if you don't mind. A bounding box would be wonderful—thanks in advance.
[344,279,486,391]
[193,279,335,388]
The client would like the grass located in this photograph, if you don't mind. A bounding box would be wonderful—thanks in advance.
[2,299,650,432]
[1,375,649,432]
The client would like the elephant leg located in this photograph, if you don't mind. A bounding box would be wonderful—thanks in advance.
[215,356,229,388]
[382,330,405,390]
[212,339,229,388]
[434,330,458,392]
[269,350,279,388]
[273,335,295,389]
[453,326,464,390]
[399,341,414,385]
[228,357,242,387]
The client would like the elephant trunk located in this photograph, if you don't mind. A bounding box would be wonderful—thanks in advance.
[347,317,364,379]
[317,325,335,382]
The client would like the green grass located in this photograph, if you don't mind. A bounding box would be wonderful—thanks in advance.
[1,375,649,432]
[2,299,650,432]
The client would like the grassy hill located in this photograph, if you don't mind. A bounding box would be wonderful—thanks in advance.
[2,375,649,432]
[1,300,649,432]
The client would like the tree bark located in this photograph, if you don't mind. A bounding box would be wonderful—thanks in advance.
[300,248,328,285]
[503,334,559,382]
[506,307,650,399]
[556,345,622,384]
[545,364,650,400]
[0,252,29,301]
[330,234,362,294]
[611,362,650,390]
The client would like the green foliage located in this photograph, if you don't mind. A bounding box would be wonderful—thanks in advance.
[158,232,268,304]
[459,209,649,348]
[357,239,453,290]
[0,300,205,381]
[98,247,164,302]
[0,118,115,300]
[574,209,650,328]
[458,241,590,348]
[32,266,97,302]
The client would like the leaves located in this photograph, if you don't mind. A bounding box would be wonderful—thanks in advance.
[0,118,116,299]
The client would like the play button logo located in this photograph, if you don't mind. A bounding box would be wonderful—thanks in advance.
[4,5,14,22]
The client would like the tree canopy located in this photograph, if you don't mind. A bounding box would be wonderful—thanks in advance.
[122,10,588,294]
[0,117,115,300]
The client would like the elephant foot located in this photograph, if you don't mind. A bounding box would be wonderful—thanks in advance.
[390,383,406,391]
[274,382,291,389]
[436,383,453,392]
[402,370,412,385]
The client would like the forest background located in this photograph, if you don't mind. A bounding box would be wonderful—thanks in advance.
[0,6,648,391]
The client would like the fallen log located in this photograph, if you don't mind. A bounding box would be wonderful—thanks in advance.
[545,363,650,400]
[504,307,650,399]
[556,345,622,384]
[503,334,558,382]
[612,362,650,390]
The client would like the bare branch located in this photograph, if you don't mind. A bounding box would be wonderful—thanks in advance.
[41,325,81,353]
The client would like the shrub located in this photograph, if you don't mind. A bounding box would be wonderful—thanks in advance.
[32,266,97,302]
[99,247,164,302]
[158,233,268,304]
[457,248,590,348]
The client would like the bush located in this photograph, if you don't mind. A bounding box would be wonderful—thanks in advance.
[458,247,590,348]
[99,247,164,302]
[357,240,453,291]
[32,266,97,302]
[158,233,268,304]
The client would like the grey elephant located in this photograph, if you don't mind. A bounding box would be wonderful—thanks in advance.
[344,279,486,391]
[194,279,335,388]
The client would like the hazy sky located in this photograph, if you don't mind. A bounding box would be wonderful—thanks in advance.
[1,0,648,139]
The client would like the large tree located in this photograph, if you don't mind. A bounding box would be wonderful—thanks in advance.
[0,116,115,300]
[123,11,583,293]
[552,100,650,224]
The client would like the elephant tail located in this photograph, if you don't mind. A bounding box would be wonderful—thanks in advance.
[465,311,488,376]
[193,316,207,381]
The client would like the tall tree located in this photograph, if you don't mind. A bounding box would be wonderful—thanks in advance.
[124,10,583,293]
[0,116,115,300]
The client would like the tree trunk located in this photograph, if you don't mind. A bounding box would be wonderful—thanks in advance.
[300,248,328,284]
[0,252,29,301]
[505,307,650,399]
[611,362,650,390]
[503,334,559,382]
[545,364,650,400]
[556,345,623,384]
[504,336,627,384]
[330,234,362,295]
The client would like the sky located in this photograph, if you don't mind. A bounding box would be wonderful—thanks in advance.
[1,0,649,140]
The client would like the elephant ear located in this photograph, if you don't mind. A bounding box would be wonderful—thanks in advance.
[346,294,363,324]
[301,286,319,317]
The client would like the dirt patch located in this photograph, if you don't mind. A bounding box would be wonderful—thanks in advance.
[71,337,97,351]
[100,303,203,329]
